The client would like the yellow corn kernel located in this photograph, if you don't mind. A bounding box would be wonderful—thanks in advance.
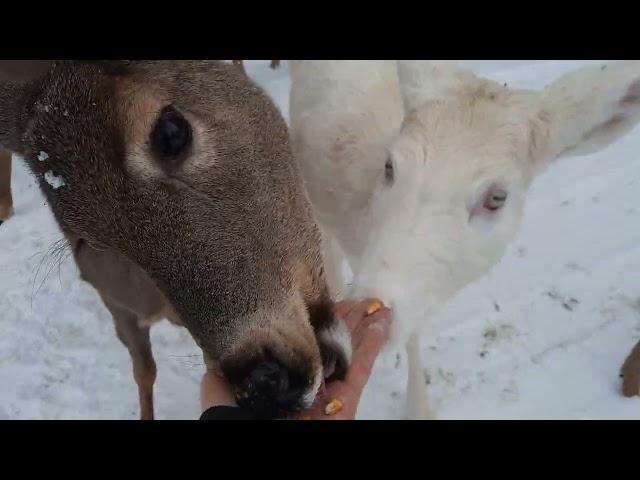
[324,399,344,415]
[366,301,383,316]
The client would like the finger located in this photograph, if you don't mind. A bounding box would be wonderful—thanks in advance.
[342,298,387,332]
[297,384,356,420]
[333,300,359,320]
[351,307,392,347]
[200,371,237,411]
[346,316,392,391]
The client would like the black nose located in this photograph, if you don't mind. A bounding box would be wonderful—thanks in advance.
[237,360,308,418]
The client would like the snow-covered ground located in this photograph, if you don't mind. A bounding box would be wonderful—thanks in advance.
[1,60,639,419]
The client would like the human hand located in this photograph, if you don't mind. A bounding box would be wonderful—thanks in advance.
[199,298,392,420]
[296,298,392,420]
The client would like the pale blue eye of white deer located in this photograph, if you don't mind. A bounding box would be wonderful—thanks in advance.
[482,186,508,212]
[468,183,509,223]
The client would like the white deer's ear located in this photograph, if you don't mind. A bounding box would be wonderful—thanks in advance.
[530,61,640,163]
[397,60,464,112]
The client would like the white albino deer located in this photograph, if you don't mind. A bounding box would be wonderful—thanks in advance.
[289,60,640,419]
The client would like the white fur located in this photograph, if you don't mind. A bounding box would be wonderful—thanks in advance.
[290,60,640,419]
[302,366,324,409]
[318,316,353,378]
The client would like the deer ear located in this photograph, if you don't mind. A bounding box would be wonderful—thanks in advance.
[530,61,640,164]
[0,61,52,154]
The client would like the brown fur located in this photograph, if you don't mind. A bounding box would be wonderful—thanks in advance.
[0,60,347,419]
[0,147,12,221]
[0,62,51,222]
[621,340,640,397]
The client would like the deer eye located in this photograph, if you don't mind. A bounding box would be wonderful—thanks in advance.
[483,187,508,211]
[384,156,395,184]
[150,105,193,165]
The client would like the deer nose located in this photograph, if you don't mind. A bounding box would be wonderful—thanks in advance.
[237,360,308,418]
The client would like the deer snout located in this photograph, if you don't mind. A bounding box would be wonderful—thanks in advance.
[222,348,322,419]
[239,359,309,415]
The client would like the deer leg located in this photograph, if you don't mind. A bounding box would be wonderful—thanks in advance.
[270,60,281,70]
[232,60,247,76]
[406,334,434,420]
[105,300,157,420]
[0,147,14,222]
[621,340,640,397]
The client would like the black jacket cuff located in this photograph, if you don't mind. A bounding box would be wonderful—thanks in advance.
[200,406,261,420]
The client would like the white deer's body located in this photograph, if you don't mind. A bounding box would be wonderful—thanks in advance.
[290,60,640,419]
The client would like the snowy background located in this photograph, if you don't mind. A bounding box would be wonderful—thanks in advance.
[1,60,639,419]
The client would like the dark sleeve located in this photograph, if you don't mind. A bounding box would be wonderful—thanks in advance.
[199,406,262,420]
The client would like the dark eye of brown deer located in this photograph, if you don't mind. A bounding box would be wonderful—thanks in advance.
[483,187,508,211]
[150,105,192,164]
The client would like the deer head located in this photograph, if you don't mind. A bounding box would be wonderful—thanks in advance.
[0,60,351,417]
[353,60,640,341]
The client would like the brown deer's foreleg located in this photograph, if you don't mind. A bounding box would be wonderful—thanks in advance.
[270,60,281,70]
[232,60,247,76]
[106,300,157,420]
[621,340,640,397]
[0,147,14,222]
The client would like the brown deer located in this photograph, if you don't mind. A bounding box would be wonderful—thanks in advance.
[0,146,12,223]
[232,60,281,76]
[1,61,283,224]
[622,340,640,397]
[0,61,52,224]
[0,60,351,419]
